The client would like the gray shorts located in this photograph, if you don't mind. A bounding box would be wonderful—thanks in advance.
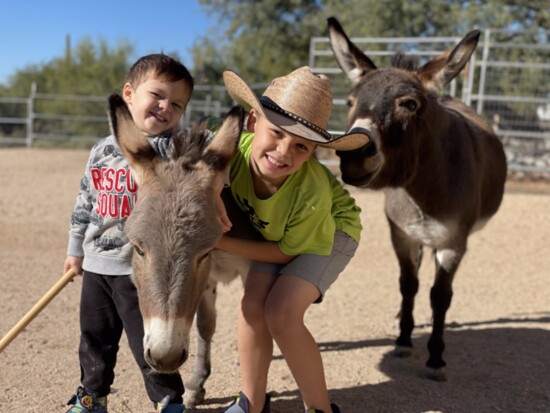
[249,231,359,303]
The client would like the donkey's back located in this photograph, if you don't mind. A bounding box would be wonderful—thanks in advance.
[438,97,507,222]
[386,93,506,232]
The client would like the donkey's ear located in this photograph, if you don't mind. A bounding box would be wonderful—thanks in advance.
[108,93,132,138]
[418,30,480,92]
[327,17,377,85]
[204,105,245,171]
[107,93,156,184]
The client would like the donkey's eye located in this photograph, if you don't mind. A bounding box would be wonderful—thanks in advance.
[400,99,418,112]
[201,250,213,260]
[199,248,215,263]
[346,95,357,108]
[196,251,211,268]
[134,245,145,256]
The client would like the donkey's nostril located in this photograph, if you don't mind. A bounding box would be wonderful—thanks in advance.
[145,348,153,364]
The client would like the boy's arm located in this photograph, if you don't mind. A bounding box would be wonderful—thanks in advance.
[65,143,99,272]
[214,174,232,233]
[216,235,294,264]
[215,191,232,233]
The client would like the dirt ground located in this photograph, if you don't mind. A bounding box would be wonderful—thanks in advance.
[0,148,549,413]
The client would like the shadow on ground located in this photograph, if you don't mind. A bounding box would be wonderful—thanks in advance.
[194,315,550,413]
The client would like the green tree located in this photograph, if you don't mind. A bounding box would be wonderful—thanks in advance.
[193,0,549,83]
[195,0,325,84]
[1,38,135,141]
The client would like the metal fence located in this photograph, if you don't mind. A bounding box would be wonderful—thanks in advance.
[0,83,234,147]
[309,28,550,174]
[1,29,549,174]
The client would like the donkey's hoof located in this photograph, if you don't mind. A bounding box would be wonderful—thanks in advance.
[184,388,206,408]
[393,345,413,358]
[425,367,447,382]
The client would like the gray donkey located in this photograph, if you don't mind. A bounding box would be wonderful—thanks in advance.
[108,94,252,407]
[327,17,507,380]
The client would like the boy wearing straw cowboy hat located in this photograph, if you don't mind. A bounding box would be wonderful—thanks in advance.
[217,67,370,413]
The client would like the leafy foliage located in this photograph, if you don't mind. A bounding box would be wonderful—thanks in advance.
[0,37,135,141]
[193,0,548,83]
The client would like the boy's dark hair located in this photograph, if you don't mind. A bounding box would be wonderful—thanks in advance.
[125,53,194,93]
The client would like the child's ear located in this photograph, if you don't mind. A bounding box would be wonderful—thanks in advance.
[122,82,133,104]
[246,109,258,132]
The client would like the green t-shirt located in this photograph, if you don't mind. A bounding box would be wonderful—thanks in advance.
[229,132,362,256]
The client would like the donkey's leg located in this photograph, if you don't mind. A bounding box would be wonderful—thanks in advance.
[388,220,423,357]
[426,245,465,381]
[184,280,217,407]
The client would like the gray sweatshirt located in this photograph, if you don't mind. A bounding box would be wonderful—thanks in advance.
[67,134,171,275]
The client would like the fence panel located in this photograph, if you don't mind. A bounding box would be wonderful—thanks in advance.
[0,84,235,147]
[470,29,550,174]
[309,29,550,175]
[0,95,32,146]
[1,29,549,176]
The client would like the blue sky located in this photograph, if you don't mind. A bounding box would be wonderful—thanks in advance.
[0,1,218,85]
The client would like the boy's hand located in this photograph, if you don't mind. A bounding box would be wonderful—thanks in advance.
[214,175,232,233]
[64,256,84,276]
[216,193,232,233]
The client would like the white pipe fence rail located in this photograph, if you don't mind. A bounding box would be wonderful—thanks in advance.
[1,29,548,174]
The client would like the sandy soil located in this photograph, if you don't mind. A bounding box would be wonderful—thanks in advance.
[0,148,549,413]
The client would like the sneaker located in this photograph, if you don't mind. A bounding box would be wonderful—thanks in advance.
[156,395,186,413]
[306,403,341,413]
[66,387,108,413]
[223,391,271,413]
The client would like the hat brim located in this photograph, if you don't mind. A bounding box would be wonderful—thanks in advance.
[223,70,370,151]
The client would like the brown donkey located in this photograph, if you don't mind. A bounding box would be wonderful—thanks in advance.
[108,94,251,406]
[327,17,507,380]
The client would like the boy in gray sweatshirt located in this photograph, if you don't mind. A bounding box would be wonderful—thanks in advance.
[64,53,193,413]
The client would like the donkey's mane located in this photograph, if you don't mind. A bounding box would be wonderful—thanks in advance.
[169,122,212,167]
[391,52,419,71]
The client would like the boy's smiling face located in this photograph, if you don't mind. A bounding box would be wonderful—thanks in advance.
[122,75,191,137]
[248,109,317,192]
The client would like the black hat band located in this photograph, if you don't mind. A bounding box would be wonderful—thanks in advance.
[259,96,332,141]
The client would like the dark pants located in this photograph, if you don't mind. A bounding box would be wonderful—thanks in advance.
[78,271,184,404]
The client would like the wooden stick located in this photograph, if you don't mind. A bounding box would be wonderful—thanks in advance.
[0,268,77,352]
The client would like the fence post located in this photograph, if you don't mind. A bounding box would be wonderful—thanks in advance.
[183,102,192,127]
[204,94,212,115]
[26,82,36,147]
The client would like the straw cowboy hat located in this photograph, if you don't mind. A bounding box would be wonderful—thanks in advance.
[223,66,370,150]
